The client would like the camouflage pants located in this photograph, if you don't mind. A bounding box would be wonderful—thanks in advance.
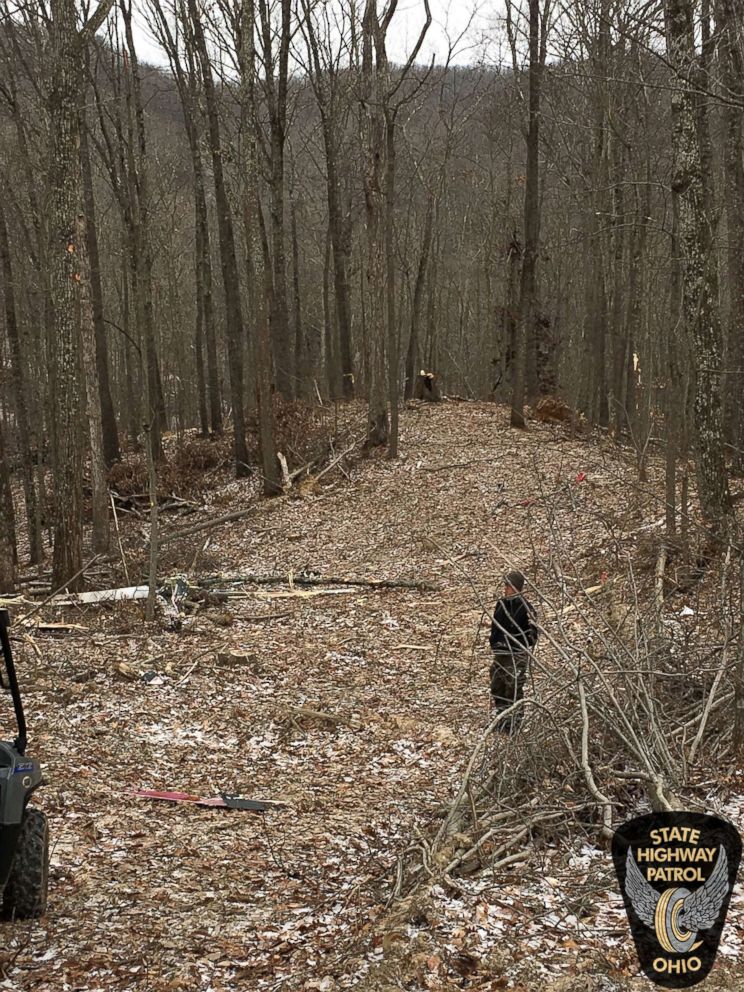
[489,649,529,733]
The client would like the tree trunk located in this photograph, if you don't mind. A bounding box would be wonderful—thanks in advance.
[0,416,17,592]
[735,529,744,748]
[665,0,732,525]
[189,0,249,476]
[0,196,42,564]
[79,85,120,468]
[49,0,85,589]
[189,127,222,435]
[194,281,209,437]
[301,5,355,399]
[120,4,166,463]
[291,198,306,400]
[269,130,292,397]
[361,1,389,448]
[384,114,399,458]
[322,221,338,398]
[259,0,293,399]
[76,211,110,553]
[150,0,222,437]
[511,0,543,429]
[405,194,435,399]
[329,162,355,399]
[120,250,140,445]
[242,0,280,496]
[194,164,222,437]
[715,0,744,473]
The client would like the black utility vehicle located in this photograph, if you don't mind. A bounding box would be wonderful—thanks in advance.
[0,609,48,918]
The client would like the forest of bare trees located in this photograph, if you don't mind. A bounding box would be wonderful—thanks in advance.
[4,5,744,987]
[0,0,743,586]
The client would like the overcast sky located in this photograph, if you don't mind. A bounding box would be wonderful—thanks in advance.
[131,1,499,70]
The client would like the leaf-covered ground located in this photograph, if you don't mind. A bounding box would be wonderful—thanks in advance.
[2,402,744,991]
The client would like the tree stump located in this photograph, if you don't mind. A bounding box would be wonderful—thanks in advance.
[414,371,442,402]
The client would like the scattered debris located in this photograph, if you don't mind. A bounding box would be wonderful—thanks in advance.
[7,402,744,991]
[132,789,283,812]
[201,572,441,593]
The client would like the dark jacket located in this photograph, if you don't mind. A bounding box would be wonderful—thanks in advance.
[489,594,538,653]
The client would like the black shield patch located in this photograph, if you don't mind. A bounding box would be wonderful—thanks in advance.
[612,812,741,988]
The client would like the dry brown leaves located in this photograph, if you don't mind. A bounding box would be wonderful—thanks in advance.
[2,402,744,991]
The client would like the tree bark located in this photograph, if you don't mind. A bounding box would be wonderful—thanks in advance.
[405,194,435,399]
[189,0,249,476]
[258,0,293,398]
[241,0,280,496]
[361,0,389,448]
[291,198,306,400]
[49,0,87,588]
[79,83,120,468]
[76,211,110,553]
[120,2,166,463]
[665,0,732,525]
[715,0,744,473]
[384,114,399,457]
[301,3,355,398]
[0,414,17,592]
[0,196,42,563]
[511,0,544,428]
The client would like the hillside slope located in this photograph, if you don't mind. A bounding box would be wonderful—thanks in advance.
[2,402,743,991]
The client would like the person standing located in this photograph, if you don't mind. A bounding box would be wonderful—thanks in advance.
[488,570,539,733]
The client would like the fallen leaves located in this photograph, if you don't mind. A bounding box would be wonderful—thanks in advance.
[5,402,743,991]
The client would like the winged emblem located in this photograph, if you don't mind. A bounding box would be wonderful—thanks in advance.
[625,847,729,953]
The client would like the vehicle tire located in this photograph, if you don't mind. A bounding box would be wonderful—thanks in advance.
[2,806,49,919]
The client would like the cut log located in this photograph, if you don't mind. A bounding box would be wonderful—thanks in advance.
[51,585,149,606]
[414,371,442,402]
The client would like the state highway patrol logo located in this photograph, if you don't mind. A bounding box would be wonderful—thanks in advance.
[612,812,741,988]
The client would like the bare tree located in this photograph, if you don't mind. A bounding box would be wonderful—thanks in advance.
[79,74,120,468]
[147,0,223,437]
[255,0,294,398]
[0,192,42,563]
[0,409,17,592]
[507,0,551,429]
[188,0,250,476]
[664,0,732,526]
[359,0,431,453]
[300,0,356,399]
[239,0,281,495]
[714,0,744,473]
[48,0,116,588]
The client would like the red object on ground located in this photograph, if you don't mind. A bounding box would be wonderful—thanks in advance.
[131,789,276,811]
[132,789,228,807]
[575,472,587,483]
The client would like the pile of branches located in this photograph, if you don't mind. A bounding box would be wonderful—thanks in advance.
[108,435,234,501]
[247,397,365,476]
[395,539,740,899]
[107,400,366,503]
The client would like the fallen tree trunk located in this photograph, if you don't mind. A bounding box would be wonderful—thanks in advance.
[202,572,441,593]
[160,505,261,545]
